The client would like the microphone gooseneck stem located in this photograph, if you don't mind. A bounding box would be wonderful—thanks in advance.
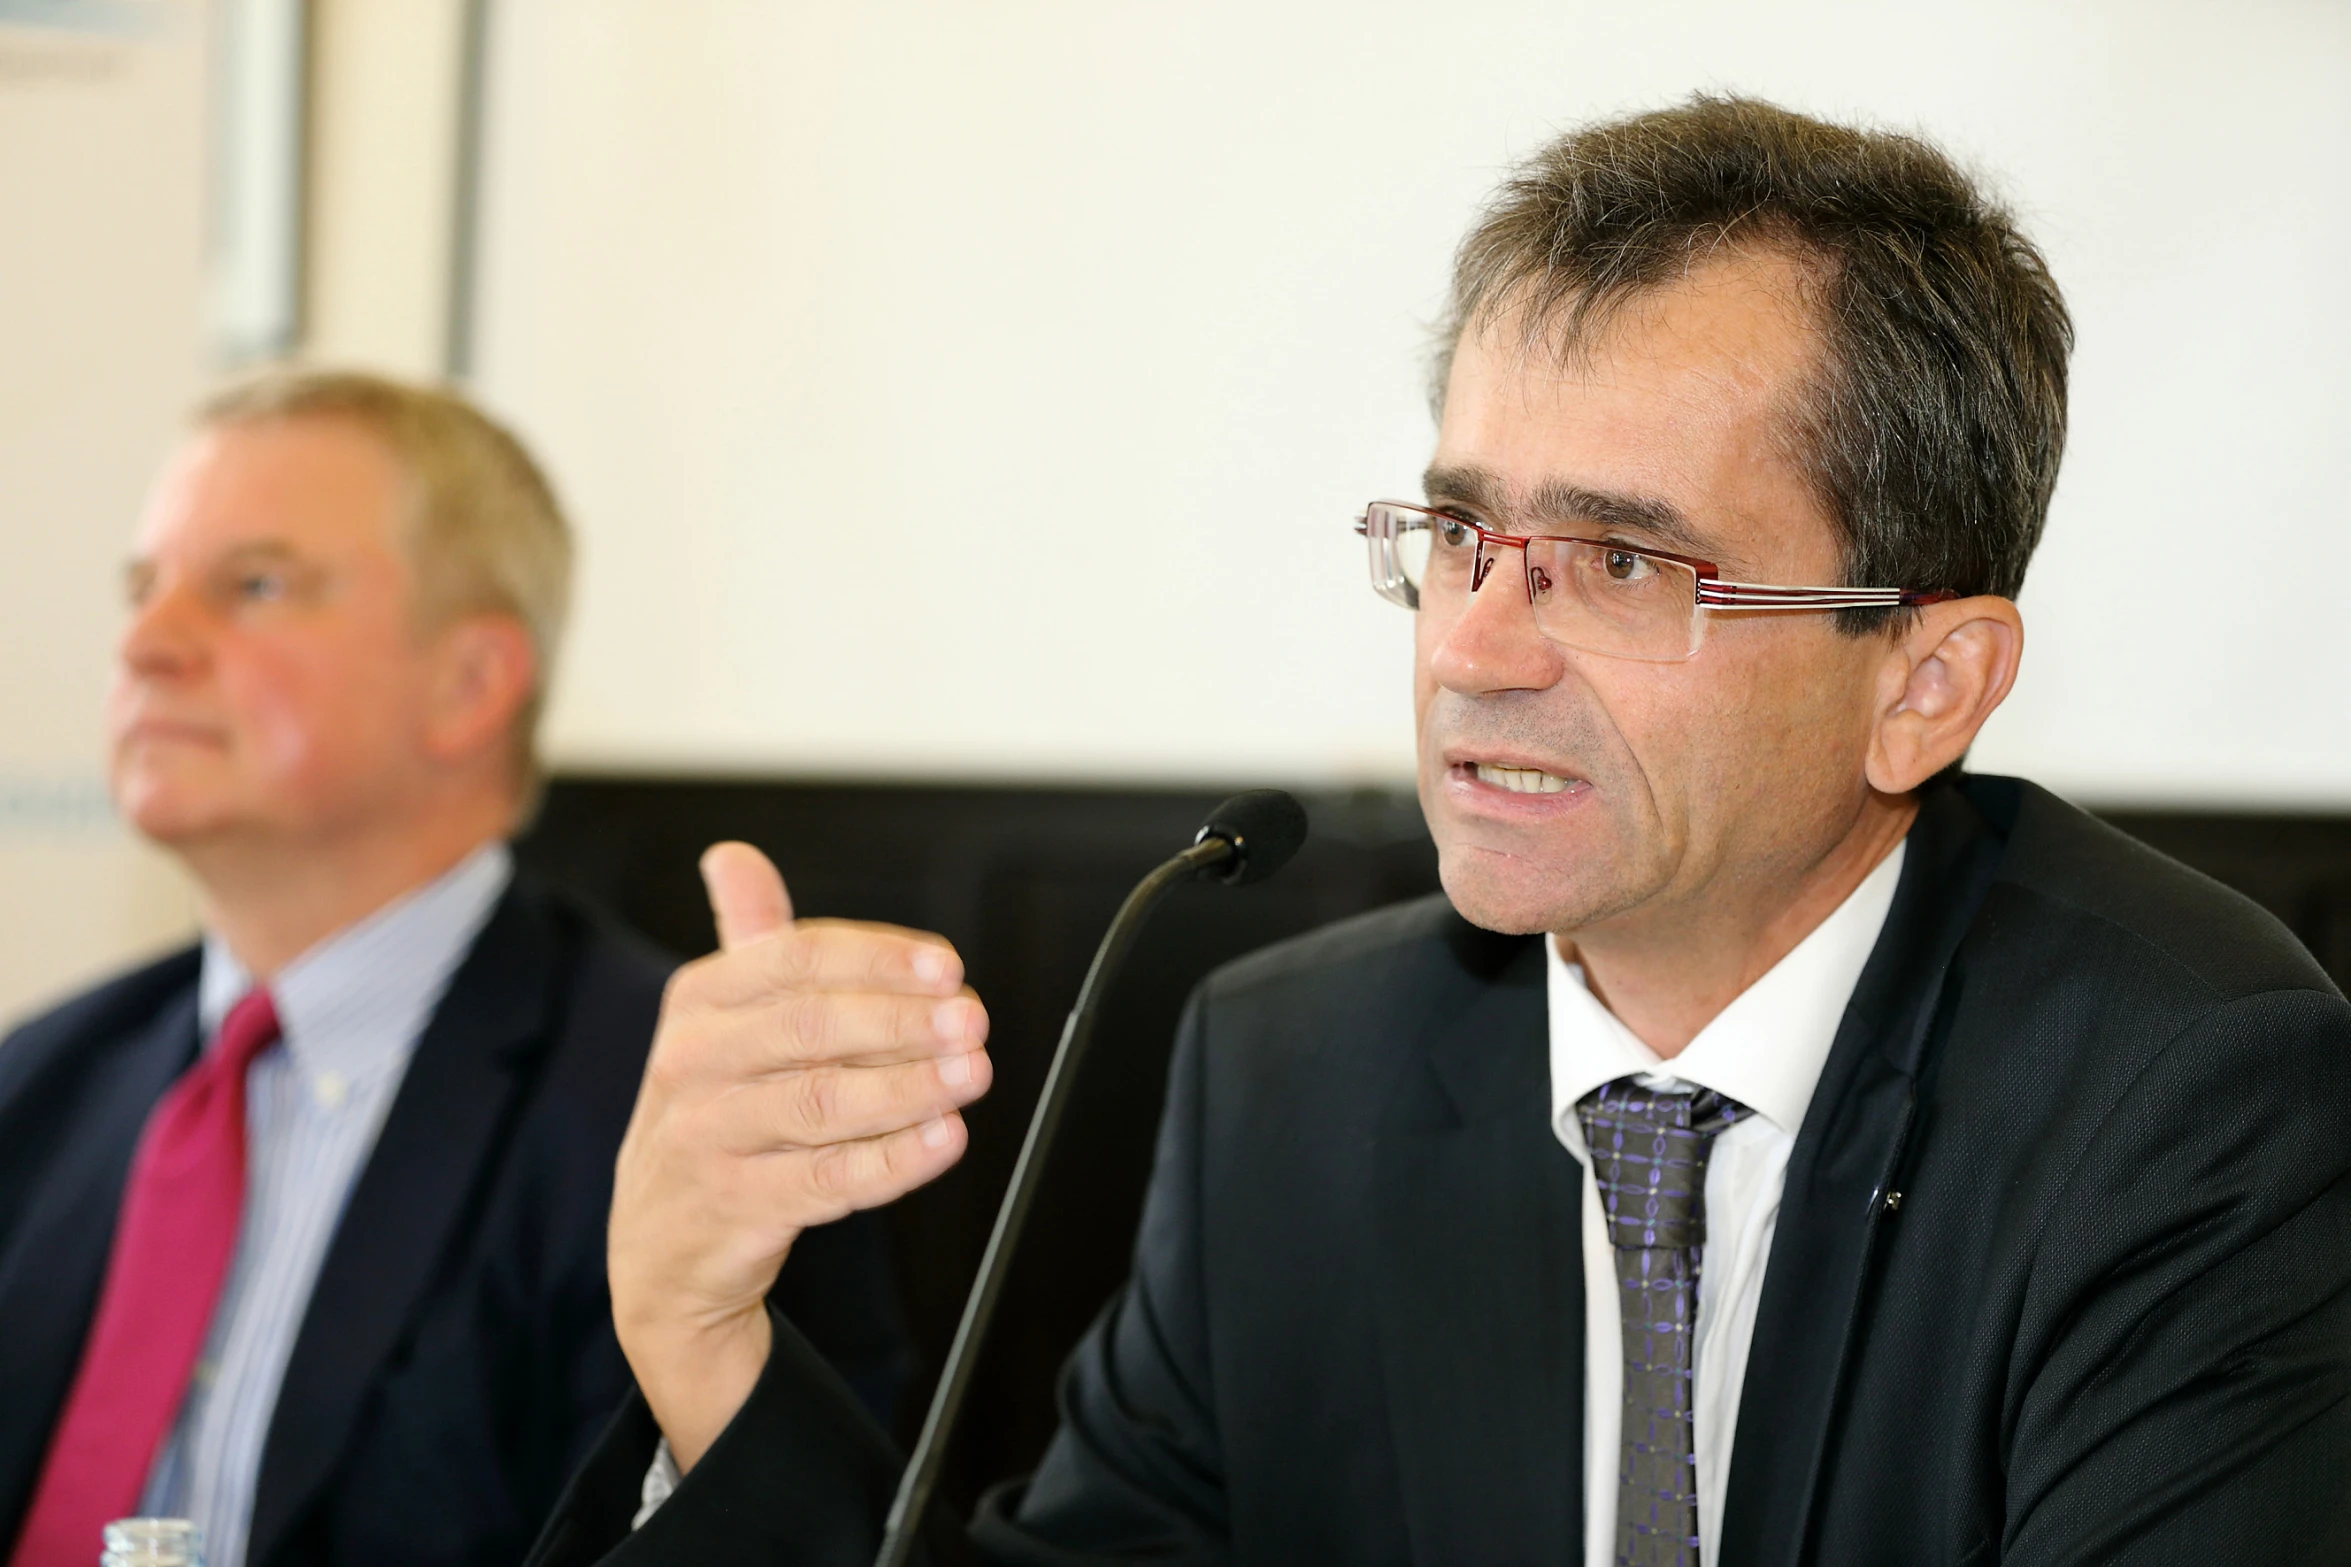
[872,835,1232,1567]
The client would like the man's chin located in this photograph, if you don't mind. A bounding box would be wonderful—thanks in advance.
[113,781,241,851]
[1436,849,1612,938]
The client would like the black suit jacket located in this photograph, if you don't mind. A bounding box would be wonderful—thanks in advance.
[0,871,909,1567]
[529,777,2351,1566]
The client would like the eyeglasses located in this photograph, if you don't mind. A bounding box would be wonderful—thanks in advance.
[1355,500,1955,663]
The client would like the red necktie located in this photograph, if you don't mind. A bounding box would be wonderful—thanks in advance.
[8,990,282,1567]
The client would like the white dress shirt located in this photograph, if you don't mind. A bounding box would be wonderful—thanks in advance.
[137,843,513,1567]
[1550,841,1903,1567]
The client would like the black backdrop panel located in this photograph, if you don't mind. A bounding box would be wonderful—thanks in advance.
[515,776,2351,1513]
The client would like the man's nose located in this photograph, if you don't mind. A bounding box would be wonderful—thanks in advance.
[117,580,209,678]
[1425,553,1567,696]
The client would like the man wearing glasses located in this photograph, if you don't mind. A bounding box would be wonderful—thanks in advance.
[529,97,2351,1564]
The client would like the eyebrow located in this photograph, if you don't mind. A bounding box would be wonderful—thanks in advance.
[125,539,306,573]
[216,540,306,564]
[123,539,315,595]
[1419,464,1713,557]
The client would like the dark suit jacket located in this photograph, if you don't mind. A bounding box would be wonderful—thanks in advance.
[0,871,909,1567]
[528,777,2351,1566]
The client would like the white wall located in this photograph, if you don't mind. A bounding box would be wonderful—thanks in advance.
[0,5,210,1022]
[302,0,470,377]
[472,0,2351,806]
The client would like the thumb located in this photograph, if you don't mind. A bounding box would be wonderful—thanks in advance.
[698,841,795,952]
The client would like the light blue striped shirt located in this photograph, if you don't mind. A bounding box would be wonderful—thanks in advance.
[137,842,514,1567]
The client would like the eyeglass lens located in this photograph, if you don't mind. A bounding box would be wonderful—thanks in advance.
[1372,503,1702,662]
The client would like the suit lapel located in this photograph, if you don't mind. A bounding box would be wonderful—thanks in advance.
[0,966,200,1537]
[1372,929,1582,1566]
[1717,784,2006,1567]
[246,885,568,1567]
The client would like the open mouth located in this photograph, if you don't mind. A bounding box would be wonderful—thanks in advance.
[1436,742,1594,811]
[1472,763,1576,796]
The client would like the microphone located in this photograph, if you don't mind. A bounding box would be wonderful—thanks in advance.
[1190,788,1310,887]
[873,791,1309,1567]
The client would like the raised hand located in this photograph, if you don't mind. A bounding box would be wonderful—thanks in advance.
[609,842,991,1468]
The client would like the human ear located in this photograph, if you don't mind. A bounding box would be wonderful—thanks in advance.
[424,615,537,767]
[1864,597,2024,794]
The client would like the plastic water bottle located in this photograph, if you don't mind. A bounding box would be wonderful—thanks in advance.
[100,1519,202,1567]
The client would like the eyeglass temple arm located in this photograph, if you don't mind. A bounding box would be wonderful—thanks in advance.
[1700,581,1958,609]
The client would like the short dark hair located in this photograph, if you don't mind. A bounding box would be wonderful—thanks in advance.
[1441,94,2073,625]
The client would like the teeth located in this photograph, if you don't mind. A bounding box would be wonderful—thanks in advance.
[1475,764,1573,795]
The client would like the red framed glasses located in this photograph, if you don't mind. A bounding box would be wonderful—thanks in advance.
[1355,499,1955,663]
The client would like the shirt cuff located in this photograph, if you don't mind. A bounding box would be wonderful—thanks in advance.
[632,1438,681,1530]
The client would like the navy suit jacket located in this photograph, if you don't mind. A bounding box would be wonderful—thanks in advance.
[0,872,908,1567]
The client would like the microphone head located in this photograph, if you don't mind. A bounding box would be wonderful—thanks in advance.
[1194,790,1309,887]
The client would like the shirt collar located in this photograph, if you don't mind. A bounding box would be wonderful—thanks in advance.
[1547,839,1905,1150]
[198,843,516,1092]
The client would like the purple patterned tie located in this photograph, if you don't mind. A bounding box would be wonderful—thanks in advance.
[1578,1079,1751,1567]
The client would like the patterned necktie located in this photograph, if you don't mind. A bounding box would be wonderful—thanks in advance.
[1578,1078,1751,1567]
[9,990,282,1567]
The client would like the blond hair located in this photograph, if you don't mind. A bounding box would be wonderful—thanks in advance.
[196,367,573,816]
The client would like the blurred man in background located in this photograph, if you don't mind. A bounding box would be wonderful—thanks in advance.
[0,371,904,1567]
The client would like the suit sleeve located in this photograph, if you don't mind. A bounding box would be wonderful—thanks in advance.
[523,990,1234,1567]
[2002,986,2351,1565]
[521,1302,911,1567]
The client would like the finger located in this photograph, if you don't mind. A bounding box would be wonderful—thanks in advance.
[766,989,988,1070]
[654,986,986,1096]
[718,1050,994,1152]
[785,1111,972,1221]
[787,920,964,994]
[696,989,986,1078]
[693,921,966,1007]
[701,841,794,952]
